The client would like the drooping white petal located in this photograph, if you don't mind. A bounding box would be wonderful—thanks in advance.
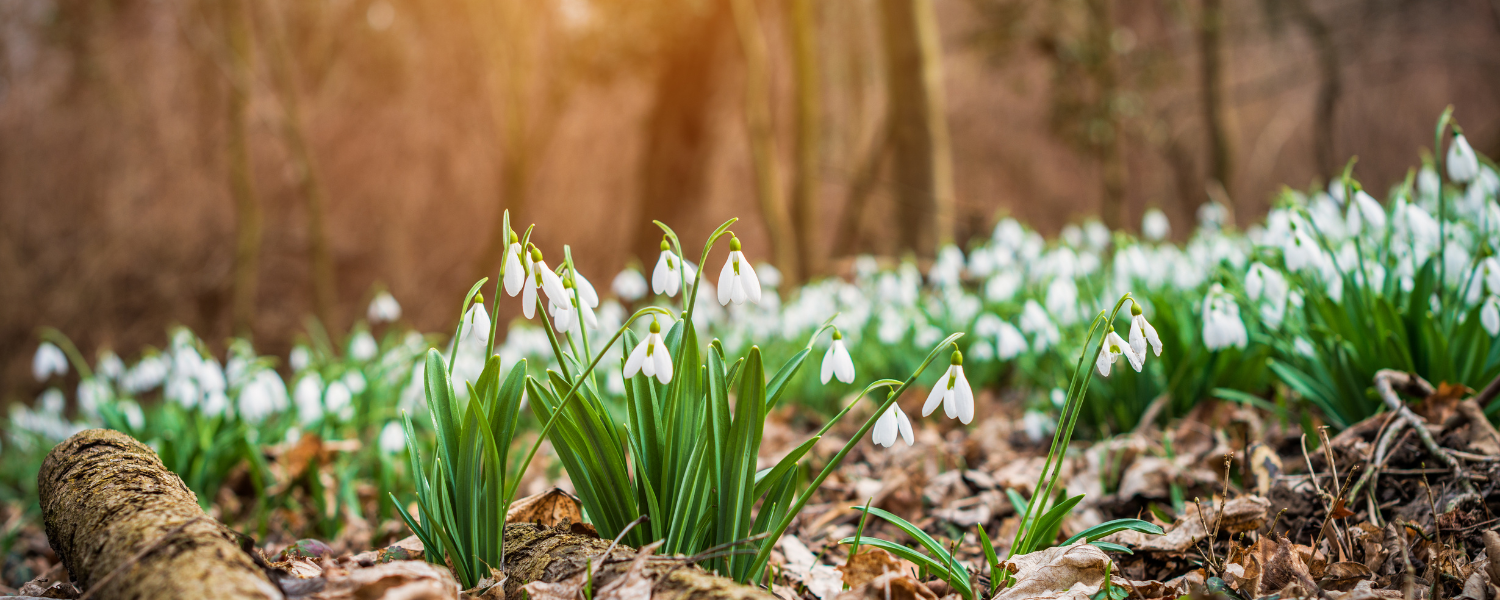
[1095,343,1115,377]
[574,272,600,308]
[651,336,674,384]
[653,252,674,296]
[1482,297,1500,337]
[503,243,526,296]
[538,263,568,303]
[873,408,897,447]
[523,274,539,319]
[717,254,737,305]
[952,366,974,424]
[895,406,914,445]
[820,344,837,384]
[832,341,855,383]
[738,255,762,304]
[581,302,599,329]
[1449,133,1479,183]
[623,338,649,378]
[922,369,950,416]
[731,275,748,305]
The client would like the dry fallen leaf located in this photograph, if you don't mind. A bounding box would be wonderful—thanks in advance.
[590,541,662,600]
[838,547,908,589]
[506,488,584,527]
[834,571,938,600]
[1105,496,1269,553]
[311,560,458,600]
[994,542,1111,600]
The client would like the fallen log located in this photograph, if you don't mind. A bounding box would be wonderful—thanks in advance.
[39,429,282,599]
[501,523,776,600]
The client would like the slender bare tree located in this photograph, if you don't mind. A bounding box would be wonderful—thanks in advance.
[878,0,957,255]
[788,0,821,282]
[223,0,261,337]
[731,0,799,281]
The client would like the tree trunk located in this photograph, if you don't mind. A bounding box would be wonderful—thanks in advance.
[877,0,956,255]
[224,0,261,338]
[262,0,338,333]
[1290,0,1339,178]
[1199,0,1233,194]
[730,0,799,282]
[1086,0,1127,230]
[788,0,821,283]
[38,429,281,599]
[632,4,732,265]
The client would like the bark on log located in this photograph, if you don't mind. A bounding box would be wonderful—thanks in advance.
[501,523,774,600]
[39,429,282,600]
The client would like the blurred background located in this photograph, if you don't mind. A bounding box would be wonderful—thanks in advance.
[2,0,1499,401]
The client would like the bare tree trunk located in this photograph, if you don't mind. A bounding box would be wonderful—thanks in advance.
[262,0,338,333]
[1199,0,1232,193]
[730,0,798,282]
[877,0,956,255]
[1086,0,1126,230]
[833,118,889,257]
[1289,0,1339,177]
[224,0,261,337]
[632,4,731,265]
[788,0,821,283]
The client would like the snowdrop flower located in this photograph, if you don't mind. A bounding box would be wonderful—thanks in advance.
[1142,209,1171,241]
[323,381,352,421]
[995,321,1029,360]
[757,263,783,288]
[461,297,492,340]
[379,421,406,454]
[525,247,569,311]
[1283,227,1321,274]
[1202,284,1249,350]
[239,370,289,424]
[1094,329,1133,376]
[821,330,855,384]
[289,346,311,372]
[717,235,762,306]
[503,231,526,297]
[984,271,1022,302]
[1198,201,1229,230]
[294,373,324,425]
[612,269,649,301]
[33,342,67,382]
[1245,262,1289,327]
[1127,300,1161,361]
[1346,188,1387,235]
[1482,296,1500,336]
[349,331,378,361]
[572,270,601,308]
[1044,277,1079,325]
[653,238,683,297]
[97,351,125,380]
[623,318,673,384]
[1449,130,1479,183]
[871,402,913,448]
[367,291,402,323]
[922,350,973,424]
[1022,409,1055,443]
[77,378,109,419]
[551,278,599,333]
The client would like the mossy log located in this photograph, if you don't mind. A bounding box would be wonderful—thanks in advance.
[502,523,776,600]
[39,429,282,600]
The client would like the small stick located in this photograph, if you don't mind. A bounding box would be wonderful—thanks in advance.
[1374,370,1475,494]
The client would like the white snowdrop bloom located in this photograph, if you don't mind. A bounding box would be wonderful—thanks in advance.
[1084,220,1111,251]
[1309,194,1347,240]
[652,238,684,297]
[379,421,406,454]
[820,330,855,384]
[970,341,995,361]
[342,371,368,395]
[930,245,965,288]
[571,270,601,308]
[921,350,974,424]
[1197,201,1228,230]
[1060,224,1083,247]
[1448,131,1480,183]
[289,346,311,372]
[717,235,762,306]
[202,390,229,417]
[1346,189,1387,235]
[1482,257,1500,296]
[1482,296,1500,336]
[39,388,65,416]
[1142,209,1171,241]
[528,247,569,306]
[77,378,109,420]
[877,307,908,344]
[461,300,491,340]
[1044,277,1079,325]
[1418,165,1441,201]
[503,231,526,297]
[1021,410,1055,443]
[992,218,1024,247]
[1293,337,1316,358]
[871,403,913,448]
[1127,301,1161,361]
[97,351,125,380]
[120,400,145,430]
[995,321,1028,360]
[1019,300,1059,351]
[33,342,67,382]
[294,374,325,425]
[1245,263,1289,327]
[240,370,288,424]
[367,291,402,323]
[612,269,649,301]
[325,381,353,419]
[623,318,673,384]
[757,263,783,288]
[1092,330,1122,376]
[123,354,168,393]
[349,331,379,361]
[1202,285,1249,351]
[984,271,1022,302]
[1283,229,1322,274]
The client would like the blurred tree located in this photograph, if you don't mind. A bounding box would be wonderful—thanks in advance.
[630,2,733,264]
[788,0,822,282]
[222,0,262,337]
[731,0,798,281]
[879,0,958,255]
[260,0,339,334]
[1199,0,1232,193]
[1272,0,1340,177]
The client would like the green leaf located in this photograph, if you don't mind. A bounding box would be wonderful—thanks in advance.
[837,537,972,600]
[1089,541,1134,555]
[765,348,812,410]
[851,505,968,582]
[1062,519,1163,546]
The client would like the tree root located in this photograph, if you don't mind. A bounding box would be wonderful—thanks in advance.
[39,429,282,600]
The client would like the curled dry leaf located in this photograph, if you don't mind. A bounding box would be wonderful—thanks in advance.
[834,571,938,600]
[838,547,910,589]
[994,542,1111,600]
[506,488,584,528]
[307,560,458,600]
[1105,496,1269,553]
[779,535,843,600]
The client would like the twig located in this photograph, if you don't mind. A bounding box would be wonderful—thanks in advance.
[76,516,207,600]
[1474,372,1500,409]
[1373,370,1475,494]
